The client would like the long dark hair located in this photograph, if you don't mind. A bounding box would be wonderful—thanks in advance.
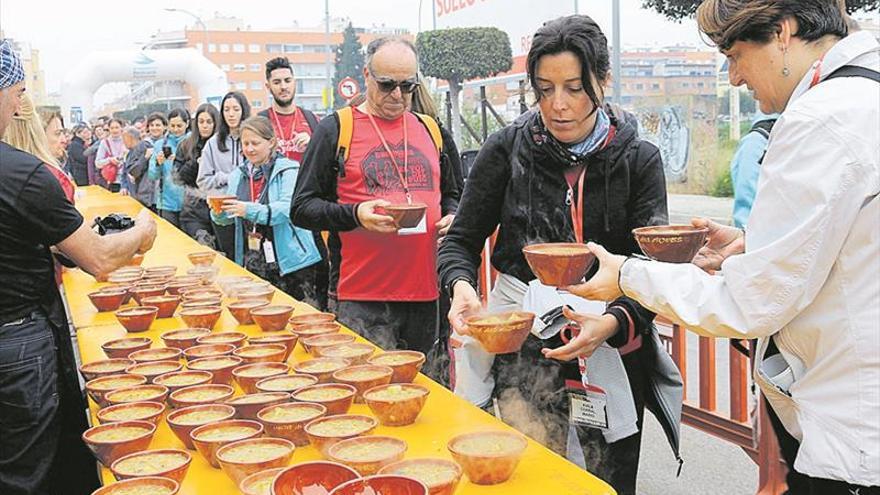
[217,91,251,153]
[178,103,219,162]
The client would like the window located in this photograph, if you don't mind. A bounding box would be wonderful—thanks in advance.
[233,64,247,72]
[235,82,247,90]
[250,81,263,90]
[635,83,644,90]
[252,100,263,108]
[220,44,230,53]
[208,43,217,53]
[266,44,282,53]
[283,44,303,53]
[249,44,261,53]
[250,63,262,72]
[233,43,245,53]
[220,64,231,71]
[652,83,660,90]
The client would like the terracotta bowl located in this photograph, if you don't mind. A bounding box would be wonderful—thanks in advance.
[88,289,128,312]
[166,403,236,450]
[271,461,359,495]
[111,448,191,484]
[96,401,166,426]
[383,203,427,229]
[101,337,152,360]
[291,322,342,342]
[165,280,201,296]
[632,225,709,263]
[125,360,183,383]
[289,312,336,327]
[249,334,299,361]
[464,311,535,354]
[217,276,253,294]
[130,285,167,306]
[111,265,144,276]
[141,275,173,286]
[256,373,319,394]
[82,420,157,467]
[187,251,217,266]
[197,332,249,349]
[105,384,169,407]
[80,358,135,382]
[332,365,393,403]
[108,273,143,285]
[179,306,223,330]
[115,306,159,333]
[227,300,269,325]
[240,467,285,495]
[92,476,179,495]
[303,333,356,357]
[85,373,147,407]
[379,458,463,495]
[446,431,528,485]
[320,343,375,366]
[108,284,136,305]
[522,242,597,286]
[187,265,220,284]
[292,358,351,384]
[141,295,181,318]
[154,370,214,393]
[304,414,378,457]
[233,344,287,365]
[329,475,428,495]
[328,436,407,476]
[129,347,182,364]
[167,383,235,409]
[233,362,290,394]
[257,401,327,446]
[145,265,177,277]
[182,288,224,302]
[187,355,243,385]
[208,194,237,214]
[190,419,264,469]
[181,298,223,311]
[363,384,430,427]
[236,288,275,304]
[292,384,357,416]
[225,392,291,420]
[160,328,212,350]
[184,343,236,362]
[251,305,295,332]
[216,437,295,486]
[368,351,426,384]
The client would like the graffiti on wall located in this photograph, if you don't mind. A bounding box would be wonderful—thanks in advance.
[637,106,690,183]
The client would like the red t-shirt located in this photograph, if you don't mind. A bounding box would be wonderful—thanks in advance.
[336,108,441,301]
[267,107,311,163]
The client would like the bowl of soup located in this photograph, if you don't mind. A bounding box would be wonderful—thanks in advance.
[105,384,169,407]
[208,194,237,214]
[233,362,290,394]
[111,449,191,484]
[256,373,318,395]
[160,328,211,350]
[187,355,243,385]
[271,462,359,495]
[304,414,378,457]
[257,402,327,446]
[129,286,167,306]
[216,437,295,486]
[141,295,180,319]
[97,401,166,426]
[89,289,128,312]
[91,476,179,495]
[239,466,285,495]
[153,370,213,393]
[379,459,463,495]
[145,265,177,277]
[102,338,152,360]
[292,358,351,384]
[227,300,269,325]
[190,419,264,469]
[166,403,236,450]
[522,242,597,287]
[167,383,234,409]
[289,312,336,327]
[179,306,223,330]
[632,225,709,263]
[319,343,375,366]
[184,344,236,362]
[165,280,201,296]
[327,436,408,476]
[81,358,135,382]
[292,384,356,416]
[225,392,291,421]
[125,360,183,383]
[249,333,298,361]
[250,305,295,332]
[367,351,426,384]
[290,322,341,341]
[446,431,528,485]
[181,288,224,302]
[382,202,427,229]
[236,288,275,304]
[128,347,182,364]
[363,384,430,427]
[332,365,393,403]
[464,311,535,354]
[197,332,248,349]
[115,306,159,333]
[82,420,156,467]
[303,333,356,357]
[187,251,217,266]
[233,344,287,365]
[86,373,147,407]
[329,475,428,495]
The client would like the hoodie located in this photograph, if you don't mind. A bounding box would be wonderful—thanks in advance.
[197,134,242,195]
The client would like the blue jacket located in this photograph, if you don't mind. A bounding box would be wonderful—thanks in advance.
[211,155,321,275]
[730,113,779,228]
[148,132,187,212]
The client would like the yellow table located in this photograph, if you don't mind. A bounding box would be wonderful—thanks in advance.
[65,187,614,495]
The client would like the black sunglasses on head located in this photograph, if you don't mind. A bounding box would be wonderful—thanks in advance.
[370,69,419,94]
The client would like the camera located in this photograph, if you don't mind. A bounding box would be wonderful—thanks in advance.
[93,214,135,235]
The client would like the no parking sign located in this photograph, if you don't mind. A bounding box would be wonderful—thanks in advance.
[337,77,360,102]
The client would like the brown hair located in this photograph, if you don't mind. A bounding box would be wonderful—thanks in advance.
[240,116,276,143]
[696,0,848,51]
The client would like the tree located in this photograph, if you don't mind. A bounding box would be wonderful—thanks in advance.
[643,0,878,20]
[332,23,366,109]
[417,27,512,146]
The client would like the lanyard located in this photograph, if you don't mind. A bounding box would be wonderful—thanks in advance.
[565,126,617,244]
[808,56,826,89]
[365,111,411,204]
[270,107,297,144]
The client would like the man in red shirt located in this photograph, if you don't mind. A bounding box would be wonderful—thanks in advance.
[291,37,461,356]
[258,57,320,163]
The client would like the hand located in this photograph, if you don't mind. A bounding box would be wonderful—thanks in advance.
[221,199,248,218]
[435,214,454,240]
[448,280,482,336]
[145,148,153,159]
[156,152,165,165]
[135,209,157,254]
[120,188,129,196]
[564,242,627,302]
[542,307,620,361]
[356,199,398,233]
[292,132,310,152]
[691,217,744,274]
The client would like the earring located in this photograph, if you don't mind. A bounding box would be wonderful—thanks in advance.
[782,47,791,77]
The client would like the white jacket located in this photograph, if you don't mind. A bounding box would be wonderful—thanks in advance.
[620,31,880,485]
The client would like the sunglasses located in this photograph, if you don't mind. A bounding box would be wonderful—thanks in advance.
[369,69,419,94]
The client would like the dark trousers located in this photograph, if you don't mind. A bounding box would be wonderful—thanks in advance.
[213,222,236,260]
[180,193,216,248]
[244,250,329,312]
[336,300,439,356]
[159,209,181,229]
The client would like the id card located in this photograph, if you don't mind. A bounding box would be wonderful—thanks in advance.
[398,215,427,236]
[262,240,277,264]
[247,232,262,251]
[567,382,608,429]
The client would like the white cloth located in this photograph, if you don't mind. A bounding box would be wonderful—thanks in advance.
[620,32,880,485]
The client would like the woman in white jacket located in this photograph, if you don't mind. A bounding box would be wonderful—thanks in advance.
[555,1,880,493]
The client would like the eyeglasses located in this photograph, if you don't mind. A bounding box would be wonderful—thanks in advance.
[369,68,419,94]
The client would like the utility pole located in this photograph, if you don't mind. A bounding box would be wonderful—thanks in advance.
[431,0,437,30]
[324,0,332,113]
[612,0,622,105]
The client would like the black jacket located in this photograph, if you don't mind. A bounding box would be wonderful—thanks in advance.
[67,136,90,186]
[438,106,668,346]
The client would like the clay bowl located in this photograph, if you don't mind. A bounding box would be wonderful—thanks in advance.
[160,328,212,350]
[256,373,319,395]
[291,322,342,342]
[320,343,376,366]
[125,360,183,383]
[197,332,249,349]
[154,370,214,393]
[303,333,356,357]
[179,306,223,330]
[140,275,173,287]
[271,461,359,495]
[379,458,463,495]
[92,477,179,495]
[446,430,528,485]
[240,467,285,495]
[101,337,152,360]
[233,362,290,394]
[82,420,157,467]
[464,311,535,354]
[80,358,135,382]
[233,344,287,365]
[166,403,236,450]
[111,448,192,484]
[184,343,236,362]
[190,419,264,469]
[141,295,181,318]
[289,312,336,327]
[115,306,159,333]
[217,275,253,294]
[522,242,597,287]
[187,251,217,266]
[292,384,357,416]
[107,272,143,285]
[187,265,220,284]
[227,300,269,325]
[145,265,177,277]
[236,288,275,304]
[216,437,295,486]
[96,401,166,426]
[130,285,167,306]
[85,373,147,407]
[167,383,235,409]
[363,384,430,427]
[181,288,224,302]
[249,333,299,361]
[111,265,144,276]
[328,436,408,476]
[180,298,223,311]
[88,289,128,312]
[208,194,237,214]
[332,365,393,403]
[251,305,295,332]
[368,351,426,384]
[105,384,169,407]
[293,358,352,384]
[129,347,182,364]
[165,280,201,296]
[304,414,378,457]
[383,202,427,229]
[330,475,427,495]
[108,284,136,305]
[257,402,327,447]
[187,355,243,386]
[225,392,291,420]
[632,225,709,263]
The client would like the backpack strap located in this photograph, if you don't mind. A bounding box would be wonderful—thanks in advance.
[335,106,354,178]
[300,108,320,133]
[412,112,443,155]
[749,118,777,140]
[824,65,880,83]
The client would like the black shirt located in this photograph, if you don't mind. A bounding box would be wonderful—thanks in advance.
[0,142,84,324]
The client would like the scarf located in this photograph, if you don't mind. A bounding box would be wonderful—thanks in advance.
[533,107,612,168]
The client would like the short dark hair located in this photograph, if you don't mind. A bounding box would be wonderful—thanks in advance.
[146,112,167,127]
[168,108,190,124]
[526,15,609,115]
[108,117,126,127]
[217,91,251,153]
[265,57,294,81]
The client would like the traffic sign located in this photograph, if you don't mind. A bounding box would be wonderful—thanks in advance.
[337,77,360,101]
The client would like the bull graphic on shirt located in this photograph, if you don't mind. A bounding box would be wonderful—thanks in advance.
[360,142,435,195]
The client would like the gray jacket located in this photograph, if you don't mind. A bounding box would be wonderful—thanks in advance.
[197,134,242,195]
[124,140,156,207]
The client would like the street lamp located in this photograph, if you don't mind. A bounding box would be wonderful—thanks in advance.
[164,7,209,57]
